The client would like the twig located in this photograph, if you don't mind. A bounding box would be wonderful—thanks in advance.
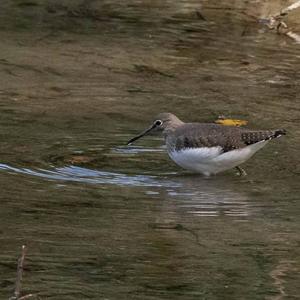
[281,0,300,14]
[258,0,300,43]
[285,31,300,43]
[14,245,27,299]
[9,245,34,300]
[268,0,300,24]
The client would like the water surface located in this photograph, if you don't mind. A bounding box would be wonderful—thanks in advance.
[0,1,299,299]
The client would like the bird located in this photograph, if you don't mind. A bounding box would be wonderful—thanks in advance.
[127,113,286,176]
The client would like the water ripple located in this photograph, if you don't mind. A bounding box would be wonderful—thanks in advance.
[0,163,258,218]
[0,163,179,188]
[112,145,166,154]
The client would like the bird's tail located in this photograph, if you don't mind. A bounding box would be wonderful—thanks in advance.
[272,129,287,138]
[241,129,286,145]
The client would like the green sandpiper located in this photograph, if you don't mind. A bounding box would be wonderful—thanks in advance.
[127,113,286,176]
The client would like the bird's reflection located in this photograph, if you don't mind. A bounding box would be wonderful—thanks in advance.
[156,174,256,218]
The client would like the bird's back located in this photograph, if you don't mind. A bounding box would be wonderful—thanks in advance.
[166,123,286,153]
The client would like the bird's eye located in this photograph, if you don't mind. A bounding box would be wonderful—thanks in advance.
[155,120,163,126]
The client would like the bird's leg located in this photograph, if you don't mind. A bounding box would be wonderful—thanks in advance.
[236,166,247,176]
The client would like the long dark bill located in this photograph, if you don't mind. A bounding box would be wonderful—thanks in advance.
[127,124,156,145]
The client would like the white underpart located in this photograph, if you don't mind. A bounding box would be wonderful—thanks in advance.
[168,140,269,176]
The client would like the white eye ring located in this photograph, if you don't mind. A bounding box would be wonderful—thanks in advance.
[155,120,163,126]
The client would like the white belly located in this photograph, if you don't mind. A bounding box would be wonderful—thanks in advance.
[168,141,269,176]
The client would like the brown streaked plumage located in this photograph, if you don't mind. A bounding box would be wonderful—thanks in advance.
[127,113,286,176]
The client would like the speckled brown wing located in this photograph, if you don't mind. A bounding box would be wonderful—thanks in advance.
[170,123,246,152]
[169,124,286,153]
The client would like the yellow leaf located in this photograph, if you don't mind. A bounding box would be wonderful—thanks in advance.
[215,118,248,127]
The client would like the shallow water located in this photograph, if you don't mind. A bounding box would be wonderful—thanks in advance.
[0,1,299,299]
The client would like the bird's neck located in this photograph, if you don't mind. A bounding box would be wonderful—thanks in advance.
[163,121,184,137]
